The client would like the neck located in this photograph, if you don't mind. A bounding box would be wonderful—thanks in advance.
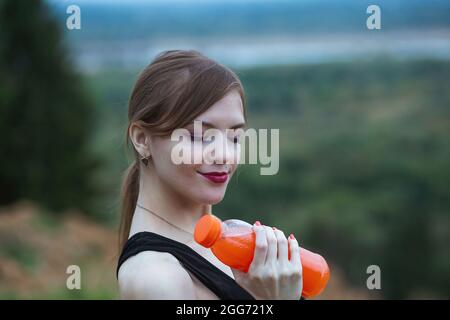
[131,165,211,238]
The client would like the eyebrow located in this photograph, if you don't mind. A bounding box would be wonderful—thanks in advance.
[187,121,246,130]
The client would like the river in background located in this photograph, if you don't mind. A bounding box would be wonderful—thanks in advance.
[69,29,450,74]
[47,0,450,73]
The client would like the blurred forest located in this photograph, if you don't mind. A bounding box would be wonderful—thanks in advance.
[0,0,104,216]
[1,0,449,299]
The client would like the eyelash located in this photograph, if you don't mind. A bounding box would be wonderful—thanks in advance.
[189,135,239,144]
[190,135,203,142]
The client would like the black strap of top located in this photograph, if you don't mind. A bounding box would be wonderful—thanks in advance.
[117,231,255,300]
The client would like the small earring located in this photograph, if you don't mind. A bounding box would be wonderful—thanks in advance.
[141,154,151,167]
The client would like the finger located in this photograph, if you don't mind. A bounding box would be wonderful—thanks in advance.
[264,226,277,264]
[289,234,301,270]
[273,228,289,262]
[251,224,268,267]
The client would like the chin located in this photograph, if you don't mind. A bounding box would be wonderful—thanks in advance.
[194,190,226,205]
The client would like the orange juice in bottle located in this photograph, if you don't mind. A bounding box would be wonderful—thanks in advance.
[194,214,330,298]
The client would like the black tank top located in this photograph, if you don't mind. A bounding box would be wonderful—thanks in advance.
[116,231,256,300]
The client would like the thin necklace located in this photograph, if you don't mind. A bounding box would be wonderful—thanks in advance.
[136,203,194,237]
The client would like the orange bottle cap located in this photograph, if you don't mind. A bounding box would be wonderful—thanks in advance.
[194,214,222,248]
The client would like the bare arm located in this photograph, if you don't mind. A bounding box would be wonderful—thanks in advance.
[118,251,197,299]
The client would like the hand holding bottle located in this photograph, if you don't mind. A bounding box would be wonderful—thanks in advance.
[231,221,303,300]
[194,215,330,299]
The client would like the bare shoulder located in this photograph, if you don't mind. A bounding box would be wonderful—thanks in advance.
[118,251,197,299]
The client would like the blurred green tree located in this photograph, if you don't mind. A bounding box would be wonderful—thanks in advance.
[0,0,102,215]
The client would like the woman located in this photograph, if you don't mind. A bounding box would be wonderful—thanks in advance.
[116,50,303,300]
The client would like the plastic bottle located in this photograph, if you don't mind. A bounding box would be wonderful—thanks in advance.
[194,214,330,298]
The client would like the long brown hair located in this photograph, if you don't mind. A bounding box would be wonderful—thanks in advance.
[119,50,246,250]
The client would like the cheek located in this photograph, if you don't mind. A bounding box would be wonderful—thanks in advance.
[151,139,233,203]
[154,141,201,186]
[157,142,196,176]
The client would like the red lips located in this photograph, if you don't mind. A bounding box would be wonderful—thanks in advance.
[198,171,229,184]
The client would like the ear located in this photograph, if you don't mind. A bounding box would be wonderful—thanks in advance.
[129,121,152,158]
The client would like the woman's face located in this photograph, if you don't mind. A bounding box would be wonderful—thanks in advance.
[148,89,245,205]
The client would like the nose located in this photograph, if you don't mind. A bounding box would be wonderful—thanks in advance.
[203,131,239,166]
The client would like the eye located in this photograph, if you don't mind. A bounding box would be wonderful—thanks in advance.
[190,134,203,142]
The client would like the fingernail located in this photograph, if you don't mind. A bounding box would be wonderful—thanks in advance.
[254,221,261,226]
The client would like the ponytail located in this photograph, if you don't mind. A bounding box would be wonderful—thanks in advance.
[119,160,140,250]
